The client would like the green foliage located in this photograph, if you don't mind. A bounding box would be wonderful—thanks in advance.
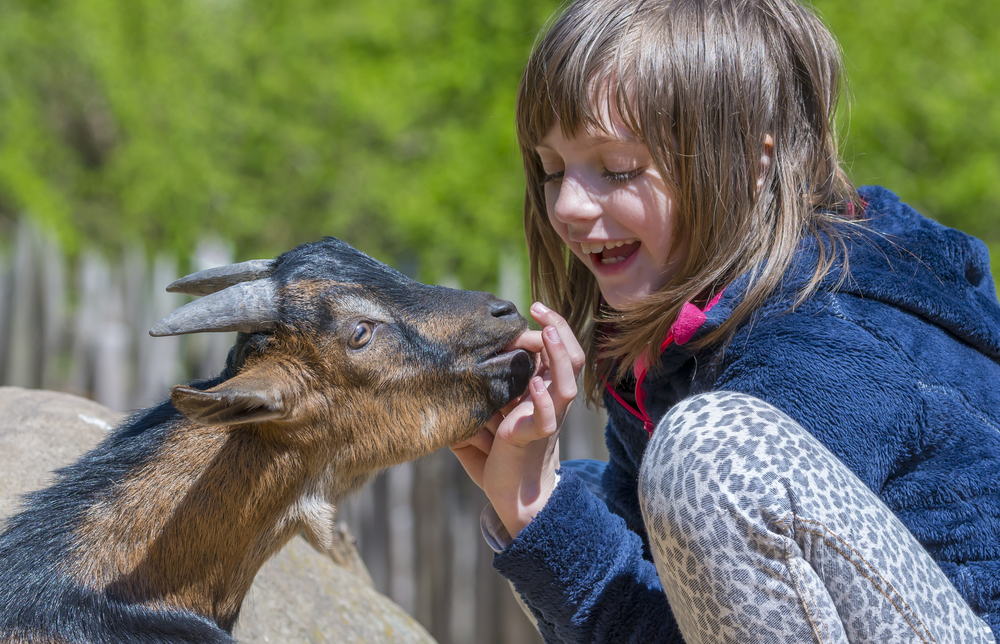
[0,0,559,287]
[0,0,998,287]
[813,0,1000,239]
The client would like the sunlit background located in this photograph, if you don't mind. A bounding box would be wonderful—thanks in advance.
[0,0,996,642]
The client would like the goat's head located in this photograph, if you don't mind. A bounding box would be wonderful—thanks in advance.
[151,238,533,486]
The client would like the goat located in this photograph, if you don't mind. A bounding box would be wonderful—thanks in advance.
[0,238,533,643]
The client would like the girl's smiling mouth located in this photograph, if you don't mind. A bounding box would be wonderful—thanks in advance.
[580,239,641,266]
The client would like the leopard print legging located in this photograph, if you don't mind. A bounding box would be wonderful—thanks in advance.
[565,391,995,643]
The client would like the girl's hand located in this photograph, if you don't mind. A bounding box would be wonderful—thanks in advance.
[450,302,585,538]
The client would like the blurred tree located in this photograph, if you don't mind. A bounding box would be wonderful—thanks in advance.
[0,0,559,287]
[0,0,997,285]
[814,0,1000,263]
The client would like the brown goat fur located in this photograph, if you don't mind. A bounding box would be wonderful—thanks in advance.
[0,238,533,643]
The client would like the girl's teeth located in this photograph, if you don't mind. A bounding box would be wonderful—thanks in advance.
[580,239,638,254]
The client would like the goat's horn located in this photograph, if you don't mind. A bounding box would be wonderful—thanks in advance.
[166,259,276,297]
[150,281,278,337]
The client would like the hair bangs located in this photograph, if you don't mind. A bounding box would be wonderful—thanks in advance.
[516,0,651,152]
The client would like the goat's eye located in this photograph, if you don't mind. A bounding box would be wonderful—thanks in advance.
[348,321,375,349]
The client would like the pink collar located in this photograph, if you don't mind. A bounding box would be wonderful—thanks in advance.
[606,290,725,435]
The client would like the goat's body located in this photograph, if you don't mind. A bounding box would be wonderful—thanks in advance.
[0,386,379,643]
[1,399,228,642]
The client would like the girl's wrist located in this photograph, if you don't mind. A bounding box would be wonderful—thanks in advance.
[492,470,560,539]
[497,502,543,539]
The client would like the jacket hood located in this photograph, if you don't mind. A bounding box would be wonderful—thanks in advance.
[692,186,1000,360]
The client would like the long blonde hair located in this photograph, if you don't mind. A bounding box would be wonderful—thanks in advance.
[516,0,860,404]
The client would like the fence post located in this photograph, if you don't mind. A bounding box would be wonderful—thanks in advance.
[449,473,483,644]
[0,244,10,384]
[389,462,416,616]
[134,254,185,408]
[474,531,502,644]
[498,249,527,319]
[362,473,392,594]
[92,255,130,411]
[6,220,44,389]
[413,450,454,644]
[39,230,67,391]
[69,252,99,399]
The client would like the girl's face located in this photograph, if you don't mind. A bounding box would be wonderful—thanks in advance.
[536,118,683,310]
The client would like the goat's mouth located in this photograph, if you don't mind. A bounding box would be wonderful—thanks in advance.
[478,348,535,405]
[478,347,525,367]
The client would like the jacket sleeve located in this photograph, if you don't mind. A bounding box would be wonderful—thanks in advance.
[493,467,682,643]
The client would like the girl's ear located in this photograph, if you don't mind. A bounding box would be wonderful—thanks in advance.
[171,366,296,426]
[756,134,774,192]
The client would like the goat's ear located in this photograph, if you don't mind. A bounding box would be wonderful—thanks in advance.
[171,370,293,426]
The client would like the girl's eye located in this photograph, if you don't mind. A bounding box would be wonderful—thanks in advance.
[348,321,375,349]
[541,171,564,185]
[603,167,645,184]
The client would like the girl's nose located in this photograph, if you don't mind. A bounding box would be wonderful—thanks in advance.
[552,175,602,223]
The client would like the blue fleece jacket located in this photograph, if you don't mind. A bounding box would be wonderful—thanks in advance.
[493,186,1000,642]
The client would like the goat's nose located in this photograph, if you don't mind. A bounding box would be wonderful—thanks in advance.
[489,298,519,320]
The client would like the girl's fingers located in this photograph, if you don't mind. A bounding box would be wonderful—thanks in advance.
[539,346,551,377]
[498,376,558,448]
[528,375,560,439]
[467,426,495,453]
[484,411,504,434]
[541,325,578,409]
[484,395,525,434]
[493,396,534,444]
[450,427,495,490]
[477,304,584,454]
[449,443,489,489]
[505,329,543,354]
[529,302,586,374]
[450,426,493,456]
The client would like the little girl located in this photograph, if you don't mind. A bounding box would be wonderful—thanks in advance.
[450,0,1000,641]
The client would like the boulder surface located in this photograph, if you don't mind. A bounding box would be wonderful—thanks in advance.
[0,386,434,644]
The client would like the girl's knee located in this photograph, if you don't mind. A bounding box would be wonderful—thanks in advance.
[638,391,812,519]
[640,391,781,473]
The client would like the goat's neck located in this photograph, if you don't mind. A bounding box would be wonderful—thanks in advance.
[68,422,336,631]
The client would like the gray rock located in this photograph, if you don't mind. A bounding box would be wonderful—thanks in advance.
[0,386,122,518]
[238,536,433,644]
[0,387,435,644]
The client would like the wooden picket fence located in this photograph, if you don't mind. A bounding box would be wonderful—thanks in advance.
[0,219,609,644]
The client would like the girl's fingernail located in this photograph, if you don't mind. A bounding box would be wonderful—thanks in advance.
[545,326,560,343]
[531,377,545,393]
[531,301,550,315]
